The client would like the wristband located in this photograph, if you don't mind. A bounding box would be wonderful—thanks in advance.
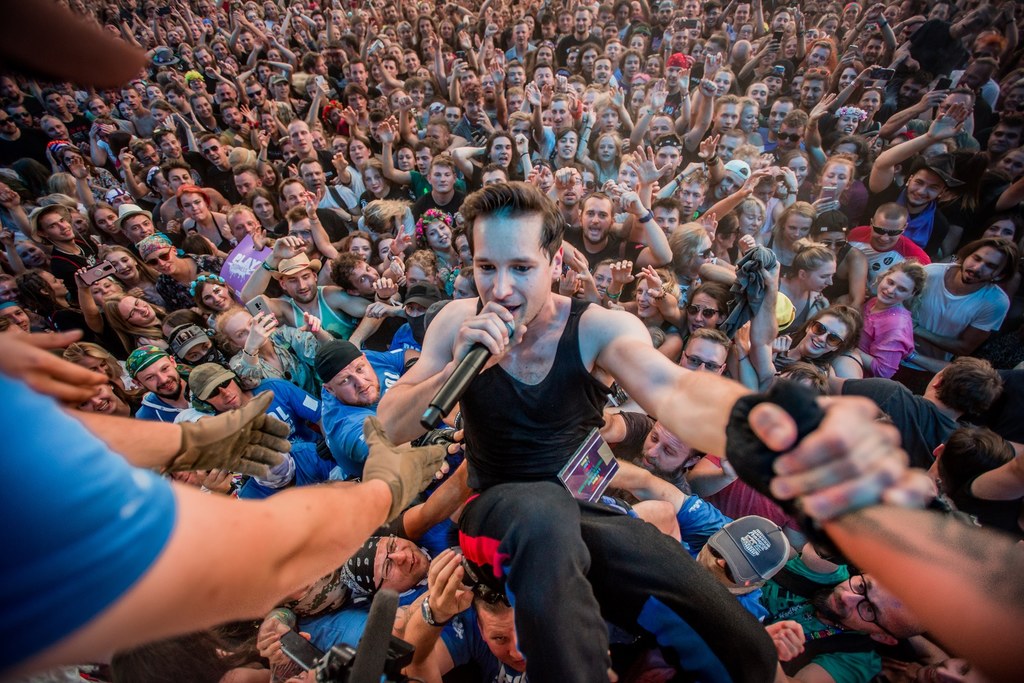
[606,290,621,300]
[421,594,452,627]
[262,259,276,272]
[705,154,719,166]
[638,209,655,223]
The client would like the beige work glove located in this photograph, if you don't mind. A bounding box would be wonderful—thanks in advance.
[362,416,448,521]
[170,391,291,478]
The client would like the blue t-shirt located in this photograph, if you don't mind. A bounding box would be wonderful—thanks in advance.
[441,608,527,683]
[321,350,405,478]
[300,585,427,652]
[253,378,322,443]
[1,375,176,670]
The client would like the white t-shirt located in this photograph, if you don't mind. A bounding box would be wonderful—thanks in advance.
[912,263,1009,364]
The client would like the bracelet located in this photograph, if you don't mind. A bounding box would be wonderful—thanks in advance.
[638,209,655,223]
[242,348,259,358]
[262,259,276,272]
[650,289,666,300]
[606,290,621,300]
[704,154,719,165]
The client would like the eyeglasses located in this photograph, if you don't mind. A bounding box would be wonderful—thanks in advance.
[699,247,715,259]
[145,250,173,266]
[0,117,14,126]
[871,224,904,237]
[686,304,721,320]
[377,535,398,590]
[777,132,802,142]
[809,320,845,347]
[848,573,899,639]
[682,352,724,372]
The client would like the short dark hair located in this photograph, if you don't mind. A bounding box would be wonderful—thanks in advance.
[935,357,1002,415]
[331,251,364,290]
[460,182,564,261]
[937,426,1014,493]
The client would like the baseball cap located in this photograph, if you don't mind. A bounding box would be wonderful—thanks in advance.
[813,210,849,234]
[168,324,210,360]
[723,159,751,185]
[405,283,444,308]
[187,362,236,401]
[708,516,791,586]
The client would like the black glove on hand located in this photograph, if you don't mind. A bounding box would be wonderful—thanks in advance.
[725,381,847,561]
[171,391,291,478]
[362,416,448,522]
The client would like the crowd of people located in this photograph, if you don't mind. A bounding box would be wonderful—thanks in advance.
[4,0,1024,681]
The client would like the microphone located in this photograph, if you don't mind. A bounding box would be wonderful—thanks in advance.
[420,320,514,429]
[347,589,399,683]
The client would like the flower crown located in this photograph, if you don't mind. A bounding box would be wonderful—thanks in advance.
[415,208,453,240]
[189,273,226,297]
[835,106,869,122]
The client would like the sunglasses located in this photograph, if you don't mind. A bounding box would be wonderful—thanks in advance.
[809,320,845,347]
[777,132,802,142]
[683,352,724,372]
[687,304,721,319]
[871,225,903,237]
[0,117,13,125]
[145,250,173,265]
[818,238,847,249]
[208,378,233,397]
[700,247,715,259]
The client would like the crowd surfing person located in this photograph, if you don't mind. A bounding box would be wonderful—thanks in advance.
[3,1,1024,682]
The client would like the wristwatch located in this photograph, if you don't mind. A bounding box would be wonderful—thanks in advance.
[421,594,452,627]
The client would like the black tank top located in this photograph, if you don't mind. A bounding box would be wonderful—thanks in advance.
[460,299,611,489]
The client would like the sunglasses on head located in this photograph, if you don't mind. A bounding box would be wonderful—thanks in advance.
[687,304,721,319]
[777,132,802,142]
[871,224,903,237]
[145,250,173,265]
[809,320,845,347]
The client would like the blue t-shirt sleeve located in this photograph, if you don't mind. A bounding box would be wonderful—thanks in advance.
[1,376,176,670]
[365,348,406,377]
[261,379,322,423]
[676,495,731,557]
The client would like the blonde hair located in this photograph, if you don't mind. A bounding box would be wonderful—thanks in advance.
[103,295,167,350]
[62,342,123,384]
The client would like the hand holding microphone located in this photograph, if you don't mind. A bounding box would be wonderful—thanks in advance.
[421,304,519,429]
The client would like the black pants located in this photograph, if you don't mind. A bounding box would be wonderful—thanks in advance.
[459,481,777,683]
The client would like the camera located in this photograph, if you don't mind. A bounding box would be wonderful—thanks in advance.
[281,632,414,682]
[281,590,414,682]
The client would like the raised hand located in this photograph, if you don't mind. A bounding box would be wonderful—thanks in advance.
[927,103,969,140]
[808,93,838,121]
[609,259,635,286]
[698,134,720,161]
[630,146,668,185]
